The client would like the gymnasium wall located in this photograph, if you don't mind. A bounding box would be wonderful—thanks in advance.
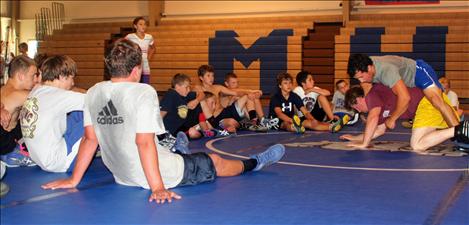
[163,1,342,17]
[18,1,149,44]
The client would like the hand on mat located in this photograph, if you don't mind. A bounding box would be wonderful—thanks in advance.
[385,118,396,130]
[340,134,358,141]
[42,178,78,190]
[149,189,181,204]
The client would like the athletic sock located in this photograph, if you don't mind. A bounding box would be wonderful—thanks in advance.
[242,159,258,173]
[248,110,257,121]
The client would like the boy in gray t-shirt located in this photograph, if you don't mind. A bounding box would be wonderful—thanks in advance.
[347,54,460,131]
[332,80,358,125]
[42,39,285,204]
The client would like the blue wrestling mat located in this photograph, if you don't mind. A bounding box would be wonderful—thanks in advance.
[1,124,468,224]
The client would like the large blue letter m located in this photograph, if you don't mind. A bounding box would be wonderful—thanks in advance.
[209,29,293,94]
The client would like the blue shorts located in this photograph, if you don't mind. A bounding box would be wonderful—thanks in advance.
[64,111,84,172]
[178,152,216,186]
[415,60,443,90]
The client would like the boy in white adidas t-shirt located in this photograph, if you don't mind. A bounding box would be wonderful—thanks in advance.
[42,39,285,204]
[20,55,85,172]
[125,16,154,84]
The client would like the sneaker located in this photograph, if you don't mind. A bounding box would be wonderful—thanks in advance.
[238,118,255,130]
[0,182,9,197]
[454,120,469,143]
[0,146,37,167]
[341,114,350,126]
[213,129,230,137]
[330,118,343,133]
[202,130,215,137]
[159,132,177,151]
[251,144,285,171]
[291,115,305,134]
[260,117,280,130]
[174,131,191,154]
[454,140,469,153]
[248,123,269,132]
[346,113,360,125]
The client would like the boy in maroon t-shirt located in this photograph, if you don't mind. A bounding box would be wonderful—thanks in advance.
[339,84,423,149]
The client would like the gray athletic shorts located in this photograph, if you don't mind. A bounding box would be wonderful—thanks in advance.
[178,152,216,186]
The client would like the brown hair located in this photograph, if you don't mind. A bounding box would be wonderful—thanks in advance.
[224,72,238,83]
[335,79,346,89]
[105,39,142,78]
[276,72,293,86]
[171,73,191,88]
[132,16,147,25]
[197,65,214,77]
[41,55,77,81]
[344,86,365,110]
[8,55,36,78]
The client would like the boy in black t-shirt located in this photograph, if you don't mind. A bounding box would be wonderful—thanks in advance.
[269,73,343,133]
[160,74,209,139]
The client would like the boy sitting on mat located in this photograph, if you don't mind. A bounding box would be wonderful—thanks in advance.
[0,56,39,167]
[293,71,337,123]
[221,72,278,131]
[341,84,469,153]
[20,55,86,172]
[194,65,259,133]
[42,39,285,203]
[159,73,212,140]
[269,72,343,134]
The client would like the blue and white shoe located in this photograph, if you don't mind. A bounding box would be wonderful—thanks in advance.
[159,132,177,151]
[174,131,191,154]
[251,144,285,171]
[214,129,230,137]
[260,117,280,130]
[0,146,36,167]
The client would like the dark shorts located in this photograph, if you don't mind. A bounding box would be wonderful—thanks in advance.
[212,103,243,129]
[177,106,202,135]
[310,100,327,122]
[0,123,22,155]
[178,152,216,187]
[415,59,443,90]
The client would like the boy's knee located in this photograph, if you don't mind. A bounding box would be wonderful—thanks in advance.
[188,128,201,139]
[222,119,238,131]
[208,153,223,169]
[410,141,426,152]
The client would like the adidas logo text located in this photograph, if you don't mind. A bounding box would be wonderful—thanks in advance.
[97,100,124,125]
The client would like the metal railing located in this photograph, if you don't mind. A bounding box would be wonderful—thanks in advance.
[35,2,64,40]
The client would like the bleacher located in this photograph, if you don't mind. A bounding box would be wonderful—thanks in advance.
[37,22,130,89]
[37,15,342,94]
[149,15,341,94]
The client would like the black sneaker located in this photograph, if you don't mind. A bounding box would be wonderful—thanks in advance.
[238,118,254,130]
[454,120,469,143]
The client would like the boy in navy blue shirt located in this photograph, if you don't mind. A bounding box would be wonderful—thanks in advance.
[160,74,209,139]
